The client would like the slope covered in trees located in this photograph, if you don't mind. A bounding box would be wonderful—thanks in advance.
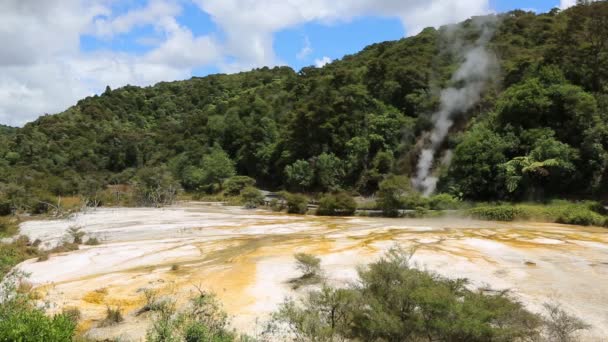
[2,2,608,208]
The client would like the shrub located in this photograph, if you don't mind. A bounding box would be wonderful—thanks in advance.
[84,237,100,246]
[271,247,546,342]
[284,193,309,214]
[133,166,180,207]
[101,305,124,326]
[294,253,321,278]
[146,289,237,342]
[467,201,607,226]
[269,198,285,212]
[0,216,18,238]
[0,306,76,341]
[467,205,526,221]
[543,302,590,342]
[171,264,180,271]
[429,193,461,210]
[241,186,264,209]
[223,176,256,196]
[0,236,39,280]
[62,307,82,324]
[316,192,357,216]
[555,210,604,226]
[376,175,412,217]
[138,289,173,316]
[0,272,77,341]
[50,242,79,253]
[67,226,85,244]
[17,280,33,294]
[37,252,50,262]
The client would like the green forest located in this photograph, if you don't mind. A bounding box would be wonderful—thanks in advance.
[2,2,608,213]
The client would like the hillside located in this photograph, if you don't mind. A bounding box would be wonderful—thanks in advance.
[1,2,608,208]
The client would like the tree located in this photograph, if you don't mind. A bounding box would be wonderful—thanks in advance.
[201,146,236,192]
[294,253,321,278]
[314,153,344,191]
[503,135,578,198]
[444,125,510,200]
[285,160,314,191]
[376,175,413,217]
[133,166,180,207]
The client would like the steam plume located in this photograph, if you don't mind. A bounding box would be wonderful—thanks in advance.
[413,17,498,196]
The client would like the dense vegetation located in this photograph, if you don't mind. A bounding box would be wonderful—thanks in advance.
[2,2,608,215]
[269,249,589,341]
[0,271,77,341]
[0,249,586,341]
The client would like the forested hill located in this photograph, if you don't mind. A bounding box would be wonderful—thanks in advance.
[2,2,608,206]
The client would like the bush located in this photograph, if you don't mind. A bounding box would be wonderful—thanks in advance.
[555,209,604,226]
[1,236,39,280]
[0,216,18,238]
[376,175,413,217]
[290,253,322,290]
[67,226,85,244]
[37,252,50,262]
[467,201,607,226]
[0,272,77,341]
[241,186,264,209]
[316,192,356,216]
[543,302,590,342]
[294,253,321,278]
[62,307,82,324]
[223,176,256,196]
[269,198,285,212]
[284,193,309,214]
[271,247,546,342]
[467,205,525,221]
[429,193,461,210]
[84,237,100,246]
[50,242,79,253]
[146,289,237,342]
[101,305,124,326]
[133,166,180,207]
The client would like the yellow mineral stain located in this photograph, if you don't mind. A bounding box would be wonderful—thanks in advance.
[83,288,108,304]
[18,204,608,341]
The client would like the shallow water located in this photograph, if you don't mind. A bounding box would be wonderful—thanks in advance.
[16,203,608,340]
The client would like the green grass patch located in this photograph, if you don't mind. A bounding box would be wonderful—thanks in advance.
[466,201,607,226]
[0,216,19,238]
[0,236,40,280]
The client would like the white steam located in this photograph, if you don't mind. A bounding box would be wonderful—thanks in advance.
[413,18,498,196]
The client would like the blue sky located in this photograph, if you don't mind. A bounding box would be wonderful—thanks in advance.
[79,0,562,74]
[1,0,571,126]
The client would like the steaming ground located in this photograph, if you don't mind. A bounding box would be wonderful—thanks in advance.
[15,203,608,341]
[413,17,498,194]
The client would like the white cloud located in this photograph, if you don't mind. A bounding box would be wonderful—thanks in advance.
[297,36,313,60]
[1,0,493,126]
[314,56,332,68]
[0,0,221,126]
[560,0,577,9]
[194,0,491,72]
[89,0,181,38]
